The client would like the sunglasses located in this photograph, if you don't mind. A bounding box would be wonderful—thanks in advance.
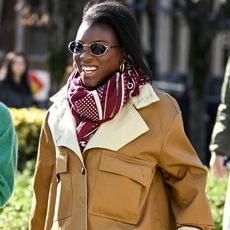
[68,41,120,56]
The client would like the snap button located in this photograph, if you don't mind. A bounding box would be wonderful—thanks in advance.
[81,167,86,175]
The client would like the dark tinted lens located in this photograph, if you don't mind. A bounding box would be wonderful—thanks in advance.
[69,42,83,54]
[90,43,107,55]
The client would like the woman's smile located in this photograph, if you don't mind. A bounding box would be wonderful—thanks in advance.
[80,65,99,86]
[81,65,98,74]
[74,22,123,88]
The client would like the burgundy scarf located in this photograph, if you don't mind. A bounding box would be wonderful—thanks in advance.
[67,62,149,151]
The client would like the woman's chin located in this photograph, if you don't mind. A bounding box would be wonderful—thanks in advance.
[80,76,98,89]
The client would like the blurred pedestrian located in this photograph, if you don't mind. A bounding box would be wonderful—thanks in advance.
[209,57,230,230]
[0,52,33,108]
[30,1,214,229]
[0,52,15,81]
[0,102,18,208]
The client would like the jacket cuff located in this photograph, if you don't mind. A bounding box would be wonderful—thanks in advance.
[211,150,227,157]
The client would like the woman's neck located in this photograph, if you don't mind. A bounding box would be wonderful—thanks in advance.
[13,74,22,84]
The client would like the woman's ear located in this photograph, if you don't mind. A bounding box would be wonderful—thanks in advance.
[119,49,126,64]
[119,51,128,73]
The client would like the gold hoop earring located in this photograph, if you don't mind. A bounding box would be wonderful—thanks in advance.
[119,61,125,72]
[73,62,78,70]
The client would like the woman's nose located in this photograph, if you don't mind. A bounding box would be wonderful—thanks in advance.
[73,53,93,66]
[78,47,94,60]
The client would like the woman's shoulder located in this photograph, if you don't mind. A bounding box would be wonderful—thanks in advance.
[0,102,13,130]
[152,88,181,115]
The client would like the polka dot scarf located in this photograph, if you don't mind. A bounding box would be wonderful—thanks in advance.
[67,61,149,152]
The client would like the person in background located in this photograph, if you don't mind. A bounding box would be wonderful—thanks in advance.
[209,57,230,230]
[0,102,18,208]
[0,52,15,81]
[29,1,214,229]
[0,52,33,108]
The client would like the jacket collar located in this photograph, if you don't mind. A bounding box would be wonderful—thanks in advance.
[48,85,82,159]
[48,84,159,162]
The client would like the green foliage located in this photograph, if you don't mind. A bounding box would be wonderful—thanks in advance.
[10,107,47,170]
[206,170,228,230]
[0,161,35,230]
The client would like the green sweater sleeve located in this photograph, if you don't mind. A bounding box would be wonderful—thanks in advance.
[0,102,18,208]
[209,57,230,156]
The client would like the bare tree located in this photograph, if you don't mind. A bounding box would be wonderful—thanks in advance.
[1,0,16,52]
[39,0,87,91]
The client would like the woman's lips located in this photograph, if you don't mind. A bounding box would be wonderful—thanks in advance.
[81,65,98,74]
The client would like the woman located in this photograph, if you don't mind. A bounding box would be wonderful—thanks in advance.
[0,102,18,208]
[0,52,33,108]
[30,1,214,229]
[0,52,15,81]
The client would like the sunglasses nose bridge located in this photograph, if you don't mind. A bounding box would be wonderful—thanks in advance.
[80,44,92,56]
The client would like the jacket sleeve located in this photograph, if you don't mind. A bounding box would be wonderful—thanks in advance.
[159,110,214,229]
[0,105,18,208]
[209,57,230,156]
[29,113,56,229]
[178,227,199,230]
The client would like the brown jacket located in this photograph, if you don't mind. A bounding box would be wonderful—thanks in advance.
[29,84,214,230]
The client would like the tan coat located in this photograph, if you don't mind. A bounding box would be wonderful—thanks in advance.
[29,84,214,230]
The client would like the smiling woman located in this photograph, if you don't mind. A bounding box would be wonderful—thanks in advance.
[29,1,214,230]
[70,22,124,88]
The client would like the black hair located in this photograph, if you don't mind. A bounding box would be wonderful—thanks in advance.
[82,0,151,79]
[4,52,31,94]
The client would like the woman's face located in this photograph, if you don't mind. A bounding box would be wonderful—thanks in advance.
[11,55,26,78]
[73,22,124,88]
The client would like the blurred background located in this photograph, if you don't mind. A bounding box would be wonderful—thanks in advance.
[1,0,230,228]
[1,0,230,163]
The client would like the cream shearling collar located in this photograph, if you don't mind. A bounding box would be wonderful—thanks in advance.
[48,84,159,164]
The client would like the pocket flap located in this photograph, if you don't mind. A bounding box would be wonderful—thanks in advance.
[56,152,68,174]
[99,153,154,186]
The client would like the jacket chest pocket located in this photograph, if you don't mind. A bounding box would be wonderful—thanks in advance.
[88,152,155,225]
[53,150,72,221]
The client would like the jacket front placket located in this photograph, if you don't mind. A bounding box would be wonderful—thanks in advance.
[48,92,88,230]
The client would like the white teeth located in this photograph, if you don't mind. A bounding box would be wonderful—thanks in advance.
[82,66,98,72]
